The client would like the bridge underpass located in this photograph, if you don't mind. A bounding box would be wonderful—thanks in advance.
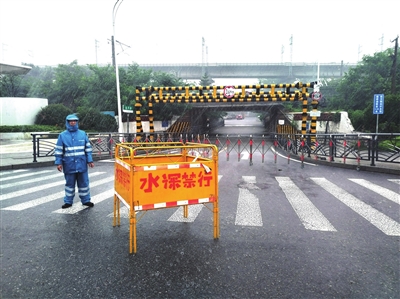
[134,62,355,82]
[167,102,286,135]
[134,82,317,138]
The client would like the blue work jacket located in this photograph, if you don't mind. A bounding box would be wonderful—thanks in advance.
[55,129,93,174]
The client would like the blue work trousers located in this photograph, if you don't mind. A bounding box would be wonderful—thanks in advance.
[63,171,91,204]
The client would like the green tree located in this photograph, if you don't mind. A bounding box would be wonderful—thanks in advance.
[0,74,26,97]
[199,71,214,86]
[80,64,117,112]
[330,48,399,132]
[48,60,91,110]
[26,66,56,99]
[35,104,73,127]
[119,63,153,118]
[335,50,395,111]
[75,107,117,132]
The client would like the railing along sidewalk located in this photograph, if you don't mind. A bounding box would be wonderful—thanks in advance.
[31,132,400,167]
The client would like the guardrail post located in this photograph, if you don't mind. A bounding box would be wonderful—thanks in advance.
[237,136,241,162]
[356,135,361,171]
[329,135,334,162]
[300,136,305,169]
[314,137,319,161]
[32,134,38,162]
[215,134,220,151]
[226,135,230,161]
[343,135,347,164]
[249,135,253,166]
[107,134,113,157]
[370,135,376,166]
[287,135,291,164]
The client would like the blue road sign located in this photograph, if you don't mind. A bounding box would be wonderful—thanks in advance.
[373,94,384,115]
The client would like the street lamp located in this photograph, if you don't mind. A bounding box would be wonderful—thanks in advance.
[112,0,123,134]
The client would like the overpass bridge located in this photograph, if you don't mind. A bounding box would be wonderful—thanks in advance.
[134,62,356,81]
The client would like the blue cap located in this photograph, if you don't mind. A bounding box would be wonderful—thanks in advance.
[66,114,79,121]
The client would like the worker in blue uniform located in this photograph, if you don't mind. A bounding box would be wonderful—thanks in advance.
[55,114,95,209]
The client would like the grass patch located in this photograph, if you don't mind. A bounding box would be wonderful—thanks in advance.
[0,125,61,133]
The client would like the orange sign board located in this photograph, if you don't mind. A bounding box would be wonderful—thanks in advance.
[113,142,219,253]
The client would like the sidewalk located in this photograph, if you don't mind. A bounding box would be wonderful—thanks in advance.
[0,140,55,170]
[0,140,112,171]
[0,139,399,175]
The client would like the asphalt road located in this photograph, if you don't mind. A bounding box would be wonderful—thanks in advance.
[213,115,268,135]
[1,147,399,298]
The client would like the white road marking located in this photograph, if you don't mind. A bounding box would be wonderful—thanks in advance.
[52,188,114,214]
[1,176,113,210]
[235,176,263,226]
[0,169,32,178]
[0,172,105,201]
[271,148,317,166]
[1,172,61,188]
[167,175,223,222]
[0,169,28,176]
[235,189,263,226]
[242,176,256,184]
[107,206,130,218]
[276,176,336,231]
[388,179,400,185]
[241,152,249,160]
[349,179,400,205]
[167,204,204,222]
[311,178,400,236]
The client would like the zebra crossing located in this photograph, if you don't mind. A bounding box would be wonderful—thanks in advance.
[276,176,336,231]
[1,168,399,236]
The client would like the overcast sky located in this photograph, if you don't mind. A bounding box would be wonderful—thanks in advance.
[0,0,398,67]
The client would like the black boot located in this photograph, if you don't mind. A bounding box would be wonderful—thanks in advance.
[82,202,94,207]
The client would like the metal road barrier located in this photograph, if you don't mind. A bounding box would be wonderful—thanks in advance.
[113,142,219,254]
[31,132,400,168]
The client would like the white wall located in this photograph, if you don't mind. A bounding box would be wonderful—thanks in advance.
[288,111,355,134]
[1,97,48,125]
[123,120,171,133]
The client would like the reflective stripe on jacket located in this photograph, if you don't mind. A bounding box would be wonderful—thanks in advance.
[54,130,93,174]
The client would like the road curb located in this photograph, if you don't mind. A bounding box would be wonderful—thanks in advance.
[304,157,400,175]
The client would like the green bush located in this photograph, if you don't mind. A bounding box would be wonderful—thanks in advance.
[33,104,117,132]
[96,113,118,132]
[380,137,400,151]
[76,107,117,132]
[0,125,60,133]
[35,104,73,127]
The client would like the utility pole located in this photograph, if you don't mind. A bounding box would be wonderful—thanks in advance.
[112,0,123,135]
[111,37,116,67]
[390,35,398,94]
[379,34,384,51]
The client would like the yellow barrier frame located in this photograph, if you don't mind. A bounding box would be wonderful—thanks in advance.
[113,142,219,254]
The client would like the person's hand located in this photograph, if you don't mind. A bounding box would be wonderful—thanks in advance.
[57,165,62,172]
[88,162,94,168]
